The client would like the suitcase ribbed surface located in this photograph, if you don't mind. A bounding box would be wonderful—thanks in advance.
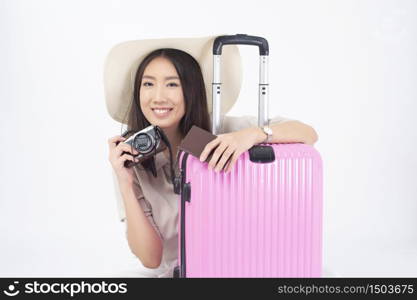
[179,143,323,277]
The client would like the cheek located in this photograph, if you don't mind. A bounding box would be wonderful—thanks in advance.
[139,92,150,110]
[175,98,186,117]
[138,97,154,122]
[174,91,185,113]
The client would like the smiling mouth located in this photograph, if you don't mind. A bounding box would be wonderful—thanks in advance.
[152,108,173,117]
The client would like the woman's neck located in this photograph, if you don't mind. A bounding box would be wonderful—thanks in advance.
[161,126,183,160]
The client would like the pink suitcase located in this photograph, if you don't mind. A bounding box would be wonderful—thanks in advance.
[174,34,323,278]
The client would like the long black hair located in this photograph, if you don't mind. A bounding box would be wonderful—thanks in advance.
[124,48,211,176]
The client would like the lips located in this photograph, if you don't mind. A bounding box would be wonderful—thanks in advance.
[151,108,173,118]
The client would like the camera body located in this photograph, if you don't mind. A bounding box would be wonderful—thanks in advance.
[120,125,167,168]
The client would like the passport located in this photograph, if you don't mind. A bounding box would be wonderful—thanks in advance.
[179,125,217,162]
[179,125,231,170]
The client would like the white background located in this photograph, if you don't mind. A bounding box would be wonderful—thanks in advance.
[0,0,416,277]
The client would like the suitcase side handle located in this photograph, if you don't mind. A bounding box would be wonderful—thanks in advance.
[213,34,269,56]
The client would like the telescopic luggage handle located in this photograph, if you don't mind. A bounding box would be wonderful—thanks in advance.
[212,34,270,135]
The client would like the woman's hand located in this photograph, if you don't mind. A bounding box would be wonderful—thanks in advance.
[108,135,140,185]
[199,127,262,173]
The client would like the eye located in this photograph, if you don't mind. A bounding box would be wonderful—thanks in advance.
[142,81,153,87]
[167,82,179,87]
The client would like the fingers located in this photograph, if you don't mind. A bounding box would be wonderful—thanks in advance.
[118,153,137,165]
[200,136,240,172]
[207,142,228,170]
[115,143,140,157]
[108,136,140,170]
[200,137,222,162]
[214,147,234,172]
[108,135,125,149]
[108,136,139,155]
[224,151,240,173]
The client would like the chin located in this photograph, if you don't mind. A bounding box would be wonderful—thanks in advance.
[144,116,177,129]
[152,120,177,129]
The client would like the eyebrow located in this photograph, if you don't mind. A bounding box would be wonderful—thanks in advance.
[142,75,180,80]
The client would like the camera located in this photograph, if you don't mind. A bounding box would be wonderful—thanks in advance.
[118,125,167,168]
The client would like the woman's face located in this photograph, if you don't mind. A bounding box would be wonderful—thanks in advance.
[139,56,185,131]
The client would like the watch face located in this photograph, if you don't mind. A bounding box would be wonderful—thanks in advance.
[264,126,273,134]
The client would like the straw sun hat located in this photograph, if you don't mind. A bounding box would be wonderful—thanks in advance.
[103,36,243,124]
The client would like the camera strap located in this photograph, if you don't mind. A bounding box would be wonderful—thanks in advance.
[156,127,176,186]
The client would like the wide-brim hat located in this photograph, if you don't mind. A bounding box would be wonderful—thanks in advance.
[103,36,242,124]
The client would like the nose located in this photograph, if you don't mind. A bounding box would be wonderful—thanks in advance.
[152,85,168,104]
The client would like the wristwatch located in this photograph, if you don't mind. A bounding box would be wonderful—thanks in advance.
[261,126,273,143]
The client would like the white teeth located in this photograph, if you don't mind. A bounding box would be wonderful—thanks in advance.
[152,108,172,116]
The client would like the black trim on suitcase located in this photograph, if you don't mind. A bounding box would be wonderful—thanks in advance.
[179,151,189,278]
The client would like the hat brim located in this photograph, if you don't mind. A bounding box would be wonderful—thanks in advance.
[103,36,242,124]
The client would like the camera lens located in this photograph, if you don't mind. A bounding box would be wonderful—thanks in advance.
[133,133,153,153]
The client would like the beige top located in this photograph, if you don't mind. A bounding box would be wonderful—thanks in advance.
[113,114,292,277]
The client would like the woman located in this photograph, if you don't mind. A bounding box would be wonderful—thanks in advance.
[105,37,318,277]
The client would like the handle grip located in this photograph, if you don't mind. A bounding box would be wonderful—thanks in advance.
[213,34,269,56]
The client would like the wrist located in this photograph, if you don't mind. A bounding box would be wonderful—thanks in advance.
[250,126,268,144]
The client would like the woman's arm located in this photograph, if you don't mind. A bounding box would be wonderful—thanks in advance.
[119,182,163,269]
[200,120,318,173]
[251,120,318,145]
